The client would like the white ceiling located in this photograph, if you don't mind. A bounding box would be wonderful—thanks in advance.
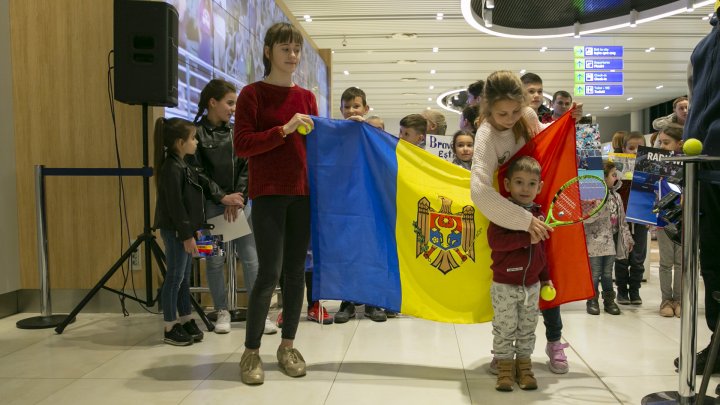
[283,0,715,121]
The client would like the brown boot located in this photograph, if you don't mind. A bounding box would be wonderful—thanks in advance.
[515,357,537,390]
[495,358,515,392]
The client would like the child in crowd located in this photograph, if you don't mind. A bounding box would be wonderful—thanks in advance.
[550,91,573,121]
[466,79,484,106]
[399,114,427,147]
[487,156,551,391]
[583,161,633,316]
[611,131,628,153]
[422,109,448,135]
[234,22,316,385]
[153,117,205,346]
[189,79,277,335]
[471,70,583,375]
[334,87,389,323]
[366,115,385,130]
[461,105,479,133]
[656,123,684,317]
[451,130,474,170]
[615,132,649,305]
[520,72,553,123]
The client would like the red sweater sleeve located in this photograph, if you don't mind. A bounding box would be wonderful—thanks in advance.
[233,85,286,158]
[487,222,532,252]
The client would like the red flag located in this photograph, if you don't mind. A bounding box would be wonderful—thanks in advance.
[497,111,595,309]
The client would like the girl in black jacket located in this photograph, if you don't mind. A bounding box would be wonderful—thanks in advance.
[154,117,206,346]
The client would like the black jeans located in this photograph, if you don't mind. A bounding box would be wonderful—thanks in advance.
[700,162,720,332]
[541,306,563,342]
[615,224,648,292]
[245,195,310,350]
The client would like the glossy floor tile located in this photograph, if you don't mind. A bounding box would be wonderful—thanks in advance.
[2,245,719,404]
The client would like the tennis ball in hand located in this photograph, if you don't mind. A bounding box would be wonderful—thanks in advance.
[540,285,557,301]
[297,124,312,135]
[683,138,703,156]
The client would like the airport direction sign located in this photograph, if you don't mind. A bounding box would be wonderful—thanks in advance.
[574,84,624,96]
[575,58,624,70]
[574,71,624,83]
[574,45,623,57]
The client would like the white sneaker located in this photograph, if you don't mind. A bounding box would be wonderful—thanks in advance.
[214,309,231,334]
[263,317,278,335]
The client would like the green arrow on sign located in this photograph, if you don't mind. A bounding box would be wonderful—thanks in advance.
[574,46,584,57]
[574,85,585,96]
[576,72,584,83]
[575,59,584,69]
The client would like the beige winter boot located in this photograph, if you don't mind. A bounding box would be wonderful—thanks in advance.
[515,357,538,390]
[495,358,515,391]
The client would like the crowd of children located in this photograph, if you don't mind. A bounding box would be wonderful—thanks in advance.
[151,20,690,391]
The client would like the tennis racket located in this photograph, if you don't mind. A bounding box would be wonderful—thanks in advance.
[545,174,608,227]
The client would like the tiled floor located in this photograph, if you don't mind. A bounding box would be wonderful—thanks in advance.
[2,243,719,404]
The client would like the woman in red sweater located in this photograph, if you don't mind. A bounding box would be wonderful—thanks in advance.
[233,22,317,385]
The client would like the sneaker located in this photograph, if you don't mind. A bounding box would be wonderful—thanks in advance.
[489,350,498,375]
[364,306,387,322]
[385,310,398,318]
[307,302,333,324]
[240,351,264,385]
[616,290,630,305]
[214,309,231,334]
[164,323,193,346]
[674,301,681,318]
[277,346,307,377]
[264,317,278,335]
[660,300,675,317]
[334,302,356,324]
[182,319,204,342]
[276,313,283,329]
[629,289,642,305]
[545,341,569,374]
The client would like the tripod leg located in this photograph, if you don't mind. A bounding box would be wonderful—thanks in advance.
[149,239,214,332]
[55,237,145,334]
[696,291,720,404]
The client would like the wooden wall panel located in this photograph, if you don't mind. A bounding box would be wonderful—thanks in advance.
[11,0,155,290]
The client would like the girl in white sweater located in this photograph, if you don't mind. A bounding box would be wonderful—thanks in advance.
[471,70,583,375]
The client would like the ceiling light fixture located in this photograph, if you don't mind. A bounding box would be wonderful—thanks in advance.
[429,85,434,90]
[539,46,547,52]
[703,15,710,20]
[603,106,610,110]
[519,69,526,74]
[585,113,592,117]
[627,97,634,101]
[430,69,436,74]
[630,9,638,27]
[428,97,432,101]
[432,47,439,53]
[656,84,664,89]
[436,13,444,20]
[343,70,349,75]
[369,107,374,111]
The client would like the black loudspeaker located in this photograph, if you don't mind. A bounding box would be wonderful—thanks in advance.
[114,0,179,107]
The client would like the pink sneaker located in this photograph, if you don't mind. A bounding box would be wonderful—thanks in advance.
[545,341,569,374]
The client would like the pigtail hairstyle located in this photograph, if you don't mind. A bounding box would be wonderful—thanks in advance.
[153,117,196,191]
[193,79,237,124]
[480,70,532,145]
[262,22,304,78]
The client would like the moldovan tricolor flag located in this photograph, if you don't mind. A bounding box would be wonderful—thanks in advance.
[307,113,592,323]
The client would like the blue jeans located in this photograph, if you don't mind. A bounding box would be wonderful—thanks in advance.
[204,201,259,310]
[541,306,562,342]
[590,255,615,294]
[160,229,193,322]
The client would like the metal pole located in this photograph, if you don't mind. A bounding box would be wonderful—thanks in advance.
[35,165,51,317]
[16,165,73,329]
[226,241,237,311]
[679,161,700,402]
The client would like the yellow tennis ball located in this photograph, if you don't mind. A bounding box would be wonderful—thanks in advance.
[297,124,311,135]
[540,285,556,301]
[683,138,703,156]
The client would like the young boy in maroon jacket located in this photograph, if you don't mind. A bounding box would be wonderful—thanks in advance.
[487,156,552,392]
